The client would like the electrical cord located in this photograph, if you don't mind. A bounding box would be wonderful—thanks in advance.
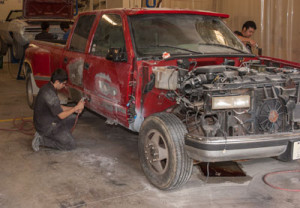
[263,170,300,192]
[0,117,34,136]
[71,113,80,132]
[205,162,210,182]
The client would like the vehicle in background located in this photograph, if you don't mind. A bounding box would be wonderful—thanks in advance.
[24,8,300,190]
[0,0,73,59]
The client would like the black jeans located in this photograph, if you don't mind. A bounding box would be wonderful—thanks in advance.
[40,114,77,150]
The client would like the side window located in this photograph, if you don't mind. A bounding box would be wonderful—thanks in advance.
[69,15,96,52]
[90,14,126,57]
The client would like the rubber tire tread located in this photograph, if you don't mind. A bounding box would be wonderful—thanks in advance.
[139,112,193,190]
[158,113,193,189]
[0,37,8,56]
[12,38,23,60]
[26,74,35,109]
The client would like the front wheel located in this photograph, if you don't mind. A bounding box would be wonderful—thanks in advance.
[138,113,193,190]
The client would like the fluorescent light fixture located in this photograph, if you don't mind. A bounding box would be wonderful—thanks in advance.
[212,95,250,109]
[103,14,117,25]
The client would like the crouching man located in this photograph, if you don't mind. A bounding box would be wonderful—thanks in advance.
[32,69,85,151]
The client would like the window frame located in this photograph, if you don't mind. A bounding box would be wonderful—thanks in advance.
[68,14,96,53]
[89,13,126,58]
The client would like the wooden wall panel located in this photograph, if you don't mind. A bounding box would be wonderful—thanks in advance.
[0,0,22,20]
[160,0,215,11]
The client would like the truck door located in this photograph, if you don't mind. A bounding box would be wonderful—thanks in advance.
[84,13,131,126]
[62,14,96,101]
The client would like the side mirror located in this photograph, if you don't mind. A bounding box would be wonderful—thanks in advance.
[106,48,127,62]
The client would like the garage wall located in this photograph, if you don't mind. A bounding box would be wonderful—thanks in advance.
[214,0,299,63]
[0,0,22,20]
[106,0,141,8]
[147,0,299,63]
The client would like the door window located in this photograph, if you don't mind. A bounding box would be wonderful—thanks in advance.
[90,14,126,57]
[69,15,96,53]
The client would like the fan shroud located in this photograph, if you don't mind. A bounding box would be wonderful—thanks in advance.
[256,99,286,133]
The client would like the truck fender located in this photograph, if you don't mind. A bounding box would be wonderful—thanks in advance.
[24,61,39,95]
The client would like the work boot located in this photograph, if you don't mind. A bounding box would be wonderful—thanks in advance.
[32,132,41,152]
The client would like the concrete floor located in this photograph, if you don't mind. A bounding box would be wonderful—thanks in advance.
[0,63,299,208]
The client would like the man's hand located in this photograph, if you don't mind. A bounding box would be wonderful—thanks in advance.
[74,99,85,114]
[58,100,85,120]
[236,35,257,48]
[247,38,257,48]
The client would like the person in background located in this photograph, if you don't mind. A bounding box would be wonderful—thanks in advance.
[35,21,56,40]
[234,21,257,53]
[60,22,71,41]
[32,69,85,152]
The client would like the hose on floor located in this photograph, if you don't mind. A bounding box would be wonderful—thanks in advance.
[263,169,300,192]
[71,113,80,132]
[0,117,35,136]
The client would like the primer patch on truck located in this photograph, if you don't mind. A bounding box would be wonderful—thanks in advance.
[95,73,121,102]
[97,73,111,82]
[68,58,84,87]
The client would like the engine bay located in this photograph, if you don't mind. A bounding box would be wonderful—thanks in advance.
[152,59,300,137]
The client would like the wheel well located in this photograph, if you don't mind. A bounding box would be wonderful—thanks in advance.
[24,63,32,78]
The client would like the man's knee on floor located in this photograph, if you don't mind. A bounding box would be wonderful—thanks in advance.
[63,142,76,150]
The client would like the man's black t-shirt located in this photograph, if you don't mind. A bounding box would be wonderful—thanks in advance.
[234,31,243,36]
[34,82,63,136]
[35,31,56,40]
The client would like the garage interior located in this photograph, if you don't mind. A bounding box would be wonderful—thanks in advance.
[0,0,300,207]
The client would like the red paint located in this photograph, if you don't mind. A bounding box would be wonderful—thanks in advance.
[259,56,300,68]
[124,8,229,18]
[23,0,74,19]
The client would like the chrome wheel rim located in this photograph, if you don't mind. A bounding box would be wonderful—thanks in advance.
[144,129,169,175]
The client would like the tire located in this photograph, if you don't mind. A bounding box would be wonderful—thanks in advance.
[12,38,23,60]
[0,37,8,56]
[138,112,193,190]
[26,74,35,109]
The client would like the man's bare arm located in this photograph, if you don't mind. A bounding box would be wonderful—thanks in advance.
[236,35,257,47]
[61,105,72,112]
[58,100,85,120]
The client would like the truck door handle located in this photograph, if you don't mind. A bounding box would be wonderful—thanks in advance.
[84,62,90,70]
[64,57,68,64]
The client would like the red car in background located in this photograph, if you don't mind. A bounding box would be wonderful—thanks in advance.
[0,0,73,59]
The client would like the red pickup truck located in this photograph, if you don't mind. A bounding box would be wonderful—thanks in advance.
[24,8,300,190]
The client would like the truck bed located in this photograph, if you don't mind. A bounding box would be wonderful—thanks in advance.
[25,40,66,88]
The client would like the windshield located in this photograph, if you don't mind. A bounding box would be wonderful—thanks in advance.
[6,10,23,21]
[129,14,250,58]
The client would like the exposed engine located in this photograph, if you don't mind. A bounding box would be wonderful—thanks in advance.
[152,59,300,137]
